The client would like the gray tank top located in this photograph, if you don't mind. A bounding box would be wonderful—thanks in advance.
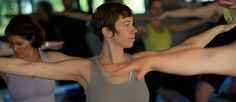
[85,54,149,102]
[6,50,56,102]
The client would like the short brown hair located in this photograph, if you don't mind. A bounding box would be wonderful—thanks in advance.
[91,3,132,41]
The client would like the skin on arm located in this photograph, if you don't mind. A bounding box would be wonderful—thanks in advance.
[0,57,90,83]
[217,0,236,9]
[106,22,236,79]
[159,3,221,21]
[58,12,92,21]
[134,14,149,21]
[167,19,207,33]
[46,51,79,62]
[177,22,236,48]
[107,41,236,80]
[149,41,236,78]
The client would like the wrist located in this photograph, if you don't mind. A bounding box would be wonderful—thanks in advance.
[146,55,156,69]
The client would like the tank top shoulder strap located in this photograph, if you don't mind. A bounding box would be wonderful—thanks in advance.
[125,53,132,61]
[125,53,138,81]
[38,50,48,62]
[89,56,104,82]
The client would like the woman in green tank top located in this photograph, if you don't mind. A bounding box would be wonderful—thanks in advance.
[138,0,206,51]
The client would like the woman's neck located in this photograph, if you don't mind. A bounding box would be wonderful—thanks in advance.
[31,49,40,61]
[23,49,40,61]
[98,43,127,65]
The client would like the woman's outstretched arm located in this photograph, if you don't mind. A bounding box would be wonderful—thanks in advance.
[107,42,236,80]
[0,57,88,81]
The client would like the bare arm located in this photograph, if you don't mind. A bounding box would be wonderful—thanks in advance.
[159,3,220,20]
[134,14,149,21]
[217,0,236,9]
[178,23,236,48]
[59,12,92,21]
[0,58,89,81]
[46,51,79,62]
[108,42,236,80]
[149,42,236,76]
[167,19,206,33]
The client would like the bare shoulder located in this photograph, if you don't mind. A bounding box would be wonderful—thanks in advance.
[54,57,91,85]
[45,51,78,62]
[53,57,91,75]
[45,51,92,66]
[68,57,92,84]
[66,58,91,68]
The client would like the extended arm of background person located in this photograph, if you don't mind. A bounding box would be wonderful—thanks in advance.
[167,19,207,33]
[217,0,236,10]
[133,14,149,21]
[58,11,92,21]
[133,22,236,58]
[179,22,236,48]
[108,41,236,80]
[0,57,88,81]
[159,3,220,21]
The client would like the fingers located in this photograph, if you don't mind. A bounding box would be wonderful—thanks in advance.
[218,0,235,8]
[223,21,236,32]
[229,5,236,9]
[226,16,236,24]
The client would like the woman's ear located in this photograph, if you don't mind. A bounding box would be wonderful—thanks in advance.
[102,27,113,38]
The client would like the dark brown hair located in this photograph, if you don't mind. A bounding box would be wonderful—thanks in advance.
[91,3,132,41]
[5,15,45,48]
